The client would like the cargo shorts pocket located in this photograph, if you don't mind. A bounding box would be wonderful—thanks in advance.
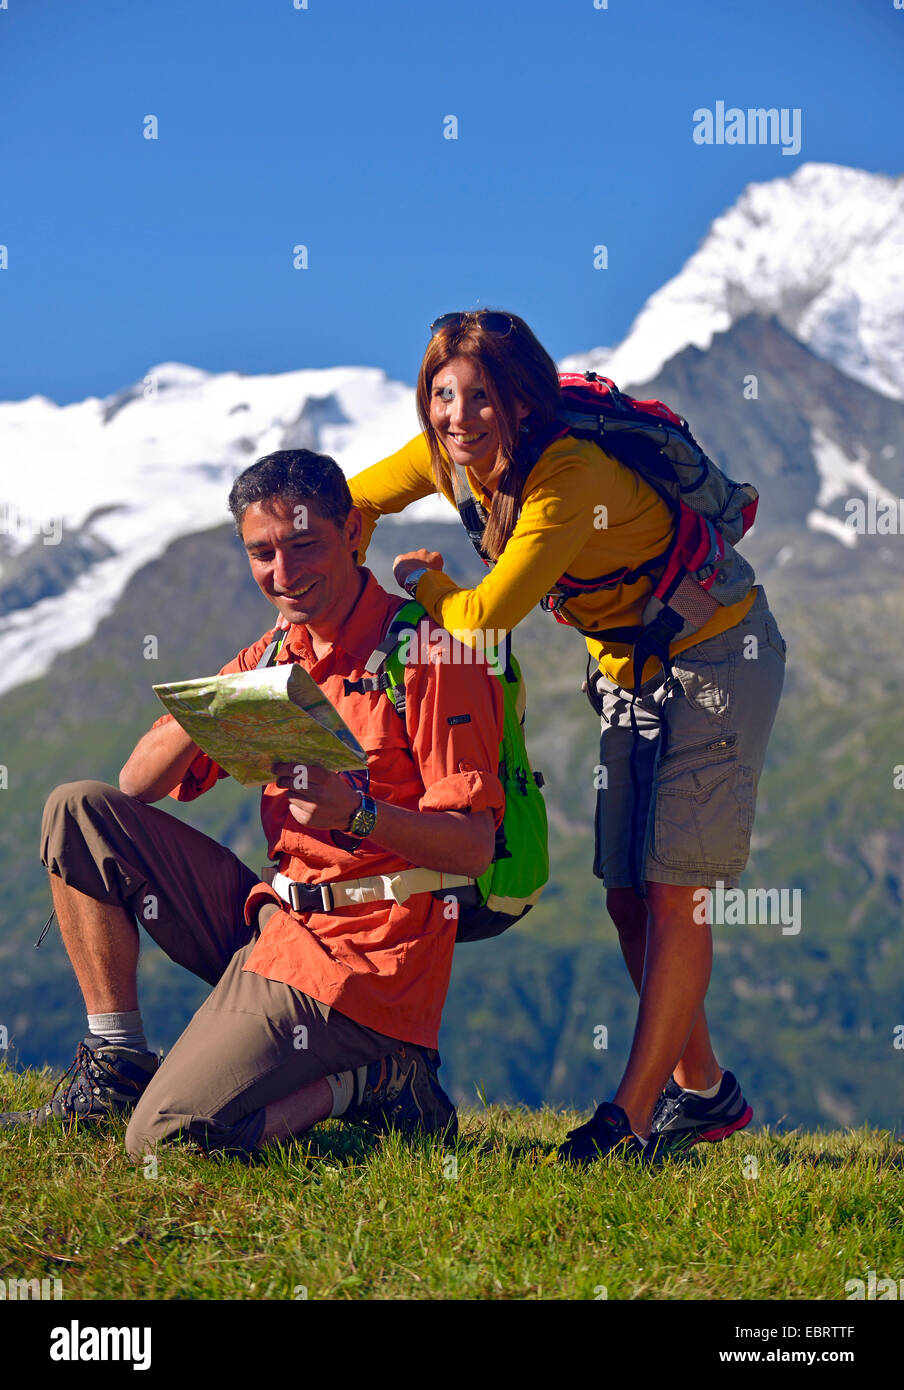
[671,640,734,728]
[651,736,754,875]
[761,613,787,663]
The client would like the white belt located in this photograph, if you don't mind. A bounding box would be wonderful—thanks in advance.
[266,867,475,913]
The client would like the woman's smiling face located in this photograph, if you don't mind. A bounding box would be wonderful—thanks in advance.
[429,355,527,477]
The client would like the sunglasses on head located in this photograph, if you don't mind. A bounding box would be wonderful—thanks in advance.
[429,311,515,338]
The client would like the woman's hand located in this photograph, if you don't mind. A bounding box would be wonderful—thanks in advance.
[393,549,445,590]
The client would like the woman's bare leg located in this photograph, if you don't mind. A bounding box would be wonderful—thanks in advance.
[608,883,721,1137]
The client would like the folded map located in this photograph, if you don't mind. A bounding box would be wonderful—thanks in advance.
[153,664,367,787]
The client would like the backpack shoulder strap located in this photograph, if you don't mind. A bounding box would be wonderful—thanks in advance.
[363,600,427,673]
[449,461,492,560]
[341,600,428,716]
[255,628,288,669]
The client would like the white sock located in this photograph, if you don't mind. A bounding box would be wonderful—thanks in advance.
[325,1070,354,1117]
[680,1075,722,1099]
[87,1010,148,1053]
[325,1065,369,1118]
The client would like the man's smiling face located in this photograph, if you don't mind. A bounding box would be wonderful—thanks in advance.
[241,496,363,632]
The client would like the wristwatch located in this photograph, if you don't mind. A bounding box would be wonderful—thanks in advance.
[346,792,378,839]
[403,566,428,599]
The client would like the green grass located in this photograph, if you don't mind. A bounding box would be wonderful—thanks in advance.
[1,1060,902,1301]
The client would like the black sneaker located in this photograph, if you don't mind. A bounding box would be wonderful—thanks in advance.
[557,1101,653,1168]
[0,1034,159,1131]
[343,1044,457,1140]
[650,1070,752,1153]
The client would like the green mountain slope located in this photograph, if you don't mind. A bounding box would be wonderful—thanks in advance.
[1,514,901,1131]
[2,314,903,1129]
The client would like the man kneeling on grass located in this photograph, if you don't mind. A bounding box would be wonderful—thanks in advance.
[1,449,504,1156]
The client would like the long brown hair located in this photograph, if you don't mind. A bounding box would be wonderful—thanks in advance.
[416,311,561,560]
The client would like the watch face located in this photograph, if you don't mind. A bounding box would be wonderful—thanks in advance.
[348,795,377,840]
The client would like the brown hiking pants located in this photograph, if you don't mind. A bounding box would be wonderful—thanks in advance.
[40,781,401,1157]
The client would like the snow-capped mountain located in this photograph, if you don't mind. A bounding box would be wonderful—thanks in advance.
[562,163,904,402]
[2,162,902,699]
[0,361,425,553]
[0,363,435,696]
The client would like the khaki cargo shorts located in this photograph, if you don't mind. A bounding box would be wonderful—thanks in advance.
[39,781,402,1156]
[593,587,786,891]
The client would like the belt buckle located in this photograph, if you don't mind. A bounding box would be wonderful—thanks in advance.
[287,880,334,913]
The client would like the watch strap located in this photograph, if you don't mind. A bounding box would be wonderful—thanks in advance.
[404,566,428,599]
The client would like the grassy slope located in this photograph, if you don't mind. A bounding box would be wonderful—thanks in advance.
[0,1060,900,1301]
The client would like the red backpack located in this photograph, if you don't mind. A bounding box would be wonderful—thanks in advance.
[450,370,759,695]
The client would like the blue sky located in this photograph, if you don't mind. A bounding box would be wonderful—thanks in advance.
[1,0,901,404]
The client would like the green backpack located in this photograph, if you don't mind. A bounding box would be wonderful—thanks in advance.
[361,601,549,943]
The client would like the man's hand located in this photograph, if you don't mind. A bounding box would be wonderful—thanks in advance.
[271,762,361,831]
[393,549,445,590]
[272,761,495,875]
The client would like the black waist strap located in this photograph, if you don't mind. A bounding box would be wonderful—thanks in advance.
[588,609,684,698]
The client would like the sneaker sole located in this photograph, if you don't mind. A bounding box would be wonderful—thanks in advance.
[358,1114,458,1142]
[695,1103,753,1145]
[653,1102,753,1154]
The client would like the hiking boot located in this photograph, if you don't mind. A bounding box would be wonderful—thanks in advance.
[343,1044,458,1140]
[0,1034,159,1130]
[557,1101,653,1168]
[649,1070,752,1153]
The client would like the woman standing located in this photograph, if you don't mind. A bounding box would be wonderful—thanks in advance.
[349,310,786,1166]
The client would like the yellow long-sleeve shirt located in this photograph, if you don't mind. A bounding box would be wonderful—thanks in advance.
[351,432,756,689]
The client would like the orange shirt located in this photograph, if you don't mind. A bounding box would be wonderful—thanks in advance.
[154,569,505,1048]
